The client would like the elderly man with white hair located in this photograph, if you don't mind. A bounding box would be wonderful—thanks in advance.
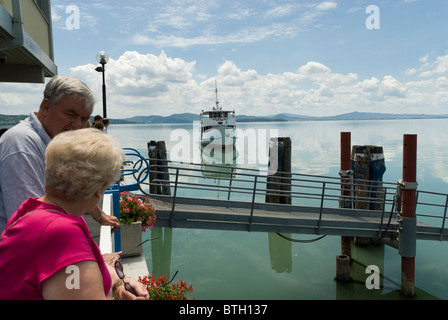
[0,76,120,232]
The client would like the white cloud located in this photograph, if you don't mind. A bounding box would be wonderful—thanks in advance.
[132,23,297,48]
[404,68,417,76]
[436,76,448,88]
[0,82,44,111]
[70,51,200,116]
[265,4,298,18]
[2,51,448,118]
[419,55,448,77]
[298,61,331,74]
[316,1,338,11]
[419,54,429,63]
[128,1,339,49]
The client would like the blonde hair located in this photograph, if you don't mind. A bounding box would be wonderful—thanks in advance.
[45,128,123,200]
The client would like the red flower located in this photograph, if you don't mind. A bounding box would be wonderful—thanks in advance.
[138,274,194,300]
[119,192,156,231]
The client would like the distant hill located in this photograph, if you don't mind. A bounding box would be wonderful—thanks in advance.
[0,114,27,127]
[122,111,448,123]
[125,113,198,124]
[1,111,447,128]
[319,111,448,121]
[0,114,138,128]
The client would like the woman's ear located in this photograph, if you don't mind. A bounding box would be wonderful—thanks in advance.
[95,186,108,199]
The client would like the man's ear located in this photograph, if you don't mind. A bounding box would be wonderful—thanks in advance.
[39,98,51,114]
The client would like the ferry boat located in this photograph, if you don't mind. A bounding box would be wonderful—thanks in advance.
[199,82,236,149]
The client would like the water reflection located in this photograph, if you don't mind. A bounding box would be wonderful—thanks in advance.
[268,233,292,273]
[150,227,173,279]
[200,144,238,179]
[145,228,441,299]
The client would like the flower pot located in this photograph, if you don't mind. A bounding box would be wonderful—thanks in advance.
[120,221,142,258]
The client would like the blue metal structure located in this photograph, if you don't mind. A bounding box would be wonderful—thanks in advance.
[104,148,149,252]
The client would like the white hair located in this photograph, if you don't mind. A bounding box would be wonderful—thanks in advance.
[44,76,95,113]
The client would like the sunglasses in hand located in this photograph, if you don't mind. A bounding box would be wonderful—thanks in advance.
[114,259,137,295]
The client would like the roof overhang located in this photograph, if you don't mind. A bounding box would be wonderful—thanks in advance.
[0,0,57,83]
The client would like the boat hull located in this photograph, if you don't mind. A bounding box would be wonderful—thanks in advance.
[201,126,237,149]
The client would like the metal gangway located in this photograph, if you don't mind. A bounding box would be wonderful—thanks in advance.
[122,158,448,243]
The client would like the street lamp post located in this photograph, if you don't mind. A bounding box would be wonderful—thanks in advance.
[95,51,109,118]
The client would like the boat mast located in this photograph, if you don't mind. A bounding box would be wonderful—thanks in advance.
[215,80,220,110]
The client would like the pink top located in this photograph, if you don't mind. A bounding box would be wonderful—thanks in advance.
[0,198,111,299]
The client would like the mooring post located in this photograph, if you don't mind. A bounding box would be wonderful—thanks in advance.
[266,137,292,273]
[265,137,291,205]
[340,132,352,257]
[351,145,386,246]
[400,134,417,296]
[352,145,386,211]
[336,132,352,281]
[147,140,171,195]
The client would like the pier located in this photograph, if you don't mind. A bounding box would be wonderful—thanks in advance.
[101,133,448,296]
[137,159,447,243]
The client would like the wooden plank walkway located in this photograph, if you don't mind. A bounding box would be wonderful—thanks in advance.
[149,197,446,242]
[150,197,396,238]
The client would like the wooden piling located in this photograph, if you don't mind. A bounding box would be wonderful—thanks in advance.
[147,140,171,195]
[266,137,292,273]
[352,145,371,210]
[340,132,352,257]
[352,145,386,211]
[352,145,386,245]
[400,134,417,296]
[265,137,291,205]
[335,254,351,281]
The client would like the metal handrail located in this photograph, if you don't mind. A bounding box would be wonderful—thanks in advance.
[140,161,395,206]
[124,157,448,240]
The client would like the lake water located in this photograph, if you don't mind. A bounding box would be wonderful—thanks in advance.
[108,119,448,300]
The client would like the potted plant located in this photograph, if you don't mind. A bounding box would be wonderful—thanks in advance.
[119,191,157,257]
[138,274,194,300]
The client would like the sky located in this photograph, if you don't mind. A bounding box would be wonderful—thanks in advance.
[1,0,448,118]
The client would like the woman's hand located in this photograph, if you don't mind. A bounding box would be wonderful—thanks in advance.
[102,252,122,267]
[115,278,149,300]
[89,204,121,232]
[100,214,120,233]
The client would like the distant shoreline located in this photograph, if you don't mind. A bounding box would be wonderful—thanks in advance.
[1,111,447,127]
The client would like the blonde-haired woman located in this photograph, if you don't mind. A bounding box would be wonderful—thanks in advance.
[0,128,148,300]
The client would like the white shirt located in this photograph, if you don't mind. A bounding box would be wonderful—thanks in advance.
[0,112,51,232]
